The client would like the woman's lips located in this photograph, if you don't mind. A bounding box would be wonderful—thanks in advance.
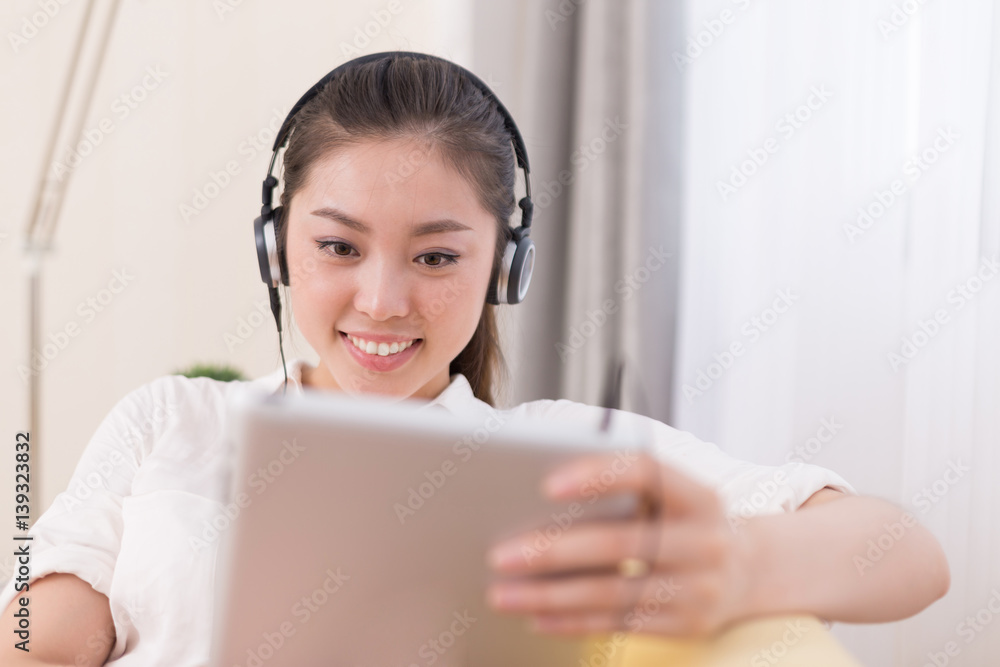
[340,331,421,372]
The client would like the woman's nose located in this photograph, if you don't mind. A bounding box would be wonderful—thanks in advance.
[352,257,411,321]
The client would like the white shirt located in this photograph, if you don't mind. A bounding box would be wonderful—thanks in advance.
[0,359,856,665]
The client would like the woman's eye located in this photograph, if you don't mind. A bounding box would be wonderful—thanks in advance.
[316,242,456,267]
[317,241,354,257]
[420,253,458,267]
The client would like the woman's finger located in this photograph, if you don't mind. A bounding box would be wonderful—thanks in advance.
[488,571,692,615]
[489,519,728,575]
[489,572,651,614]
[543,452,722,520]
[522,571,730,638]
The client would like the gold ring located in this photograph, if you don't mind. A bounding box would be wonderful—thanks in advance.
[617,557,651,579]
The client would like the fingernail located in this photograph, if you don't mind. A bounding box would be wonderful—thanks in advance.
[489,543,522,568]
[489,585,522,608]
[532,616,559,632]
[544,472,577,497]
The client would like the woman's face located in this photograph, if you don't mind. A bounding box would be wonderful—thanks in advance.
[284,138,497,400]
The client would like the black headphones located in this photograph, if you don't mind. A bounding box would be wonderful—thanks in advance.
[253,51,536,311]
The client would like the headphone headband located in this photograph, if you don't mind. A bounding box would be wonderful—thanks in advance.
[270,51,531,173]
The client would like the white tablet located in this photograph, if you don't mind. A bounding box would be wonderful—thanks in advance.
[208,386,645,667]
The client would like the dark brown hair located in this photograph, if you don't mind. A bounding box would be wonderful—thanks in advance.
[276,54,514,406]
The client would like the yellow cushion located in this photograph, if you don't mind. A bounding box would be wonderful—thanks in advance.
[581,615,863,667]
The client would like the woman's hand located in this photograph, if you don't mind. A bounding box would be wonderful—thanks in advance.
[485,451,755,638]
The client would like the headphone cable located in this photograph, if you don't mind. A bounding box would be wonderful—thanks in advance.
[268,285,288,395]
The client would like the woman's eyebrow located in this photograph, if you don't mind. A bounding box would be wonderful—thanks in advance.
[310,207,473,236]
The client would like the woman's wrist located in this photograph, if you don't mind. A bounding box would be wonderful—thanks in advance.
[727,509,820,625]
[724,515,784,626]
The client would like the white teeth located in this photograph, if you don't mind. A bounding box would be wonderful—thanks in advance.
[347,334,416,356]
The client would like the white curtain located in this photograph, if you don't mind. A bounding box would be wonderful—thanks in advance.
[485,0,685,426]
[557,0,685,427]
[671,1,1000,664]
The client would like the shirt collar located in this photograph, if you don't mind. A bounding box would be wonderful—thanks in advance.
[252,358,481,416]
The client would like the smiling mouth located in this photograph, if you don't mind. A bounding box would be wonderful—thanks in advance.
[343,333,422,357]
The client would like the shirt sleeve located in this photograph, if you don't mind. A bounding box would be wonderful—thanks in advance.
[0,377,174,615]
[538,399,857,521]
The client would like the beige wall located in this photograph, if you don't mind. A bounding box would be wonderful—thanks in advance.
[0,0,479,583]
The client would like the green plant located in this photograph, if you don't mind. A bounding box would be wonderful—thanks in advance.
[174,362,247,382]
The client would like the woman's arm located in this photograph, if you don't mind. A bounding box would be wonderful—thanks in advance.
[0,573,115,666]
[486,454,950,637]
[738,489,950,623]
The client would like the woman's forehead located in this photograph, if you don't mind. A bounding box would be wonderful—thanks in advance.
[294,139,494,229]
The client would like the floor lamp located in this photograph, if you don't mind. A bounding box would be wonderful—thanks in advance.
[22,0,122,509]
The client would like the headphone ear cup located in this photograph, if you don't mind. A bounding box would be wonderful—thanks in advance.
[486,233,534,305]
[506,236,534,304]
[253,206,287,288]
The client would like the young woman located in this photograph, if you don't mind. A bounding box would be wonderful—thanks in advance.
[1,52,949,666]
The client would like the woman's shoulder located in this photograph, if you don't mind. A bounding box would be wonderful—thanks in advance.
[80,368,281,470]
[500,395,601,421]
[113,371,242,414]
[499,395,682,440]
[102,367,275,438]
